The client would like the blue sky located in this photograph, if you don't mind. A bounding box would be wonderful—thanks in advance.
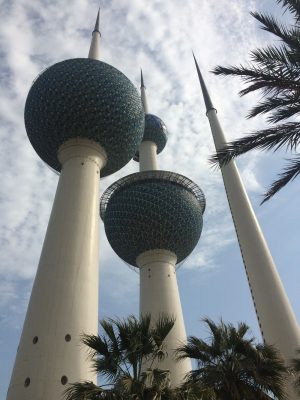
[0,0,299,397]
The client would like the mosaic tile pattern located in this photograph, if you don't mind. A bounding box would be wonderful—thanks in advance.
[25,58,144,177]
[101,171,205,266]
[134,113,168,161]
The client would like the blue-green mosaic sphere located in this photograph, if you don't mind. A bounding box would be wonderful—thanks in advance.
[134,114,168,161]
[25,58,144,177]
[100,171,205,266]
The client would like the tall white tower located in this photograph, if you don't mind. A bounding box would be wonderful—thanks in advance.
[137,73,192,383]
[100,73,206,387]
[7,12,144,400]
[88,9,101,60]
[137,70,158,171]
[133,70,167,171]
[193,55,300,397]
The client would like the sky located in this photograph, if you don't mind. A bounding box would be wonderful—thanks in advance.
[0,0,299,397]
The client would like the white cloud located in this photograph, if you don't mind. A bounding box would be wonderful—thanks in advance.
[0,0,272,312]
[2,1,299,395]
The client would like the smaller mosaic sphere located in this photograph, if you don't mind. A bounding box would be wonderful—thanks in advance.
[134,114,168,161]
[101,171,205,266]
[25,58,144,177]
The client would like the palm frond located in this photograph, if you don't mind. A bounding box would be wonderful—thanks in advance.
[82,334,110,358]
[151,314,176,348]
[212,64,300,98]
[262,155,300,202]
[66,316,189,400]
[140,313,152,335]
[267,101,300,122]
[182,319,288,399]
[292,349,300,394]
[64,381,116,400]
[236,321,251,339]
[278,0,300,22]
[202,318,221,341]
[92,358,120,383]
[292,349,300,371]
[250,44,300,68]
[117,373,136,393]
[176,336,212,363]
[210,123,300,167]
[142,368,171,390]
[101,319,121,355]
[247,97,300,122]
[250,11,300,49]
[180,382,216,400]
[210,0,300,200]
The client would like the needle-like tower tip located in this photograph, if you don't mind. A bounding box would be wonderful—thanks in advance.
[93,6,101,35]
[192,51,215,113]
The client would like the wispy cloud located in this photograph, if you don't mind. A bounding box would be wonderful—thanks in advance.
[0,0,270,321]
[2,0,295,395]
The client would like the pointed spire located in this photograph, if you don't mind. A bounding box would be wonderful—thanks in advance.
[93,7,101,35]
[192,52,215,113]
[140,68,149,113]
[88,6,101,60]
[141,69,145,88]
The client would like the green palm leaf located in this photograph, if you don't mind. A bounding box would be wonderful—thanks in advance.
[177,319,288,399]
[262,156,300,202]
[279,0,300,20]
[64,381,117,400]
[64,315,179,400]
[292,349,300,394]
[151,314,176,351]
[211,0,300,201]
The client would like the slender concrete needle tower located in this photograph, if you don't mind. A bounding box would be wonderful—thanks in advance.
[193,54,300,373]
[101,74,205,386]
[88,7,101,59]
[137,72,191,381]
[7,11,144,400]
[134,70,167,171]
[140,69,149,113]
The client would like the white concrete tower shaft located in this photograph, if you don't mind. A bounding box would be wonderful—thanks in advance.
[8,140,106,400]
[139,70,158,171]
[7,15,105,400]
[193,55,300,390]
[136,73,191,386]
[137,250,192,387]
[88,8,101,60]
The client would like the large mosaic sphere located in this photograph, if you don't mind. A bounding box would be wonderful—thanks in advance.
[134,114,168,161]
[25,58,144,177]
[100,171,206,266]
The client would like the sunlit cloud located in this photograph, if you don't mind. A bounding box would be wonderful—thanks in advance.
[1,0,299,396]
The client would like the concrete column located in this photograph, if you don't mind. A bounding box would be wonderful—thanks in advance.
[139,141,158,171]
[139,140,158,171]
[88,31,100,60]
[7,138,107,400]
[141,86,149,114]
[137,249,191,387]
[139,78,158,171]
[207,109,300,397]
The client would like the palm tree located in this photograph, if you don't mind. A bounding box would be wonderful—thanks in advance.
[64,314,183,400]
[176,318,288,400]
[292,349,300,395]
[210,0,300,202]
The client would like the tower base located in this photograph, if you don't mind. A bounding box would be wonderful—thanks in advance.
[137,249,191,387]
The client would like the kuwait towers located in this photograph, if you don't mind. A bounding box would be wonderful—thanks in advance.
[100,72,206,386]
[193,56,300,394]
[7,11,144,400]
